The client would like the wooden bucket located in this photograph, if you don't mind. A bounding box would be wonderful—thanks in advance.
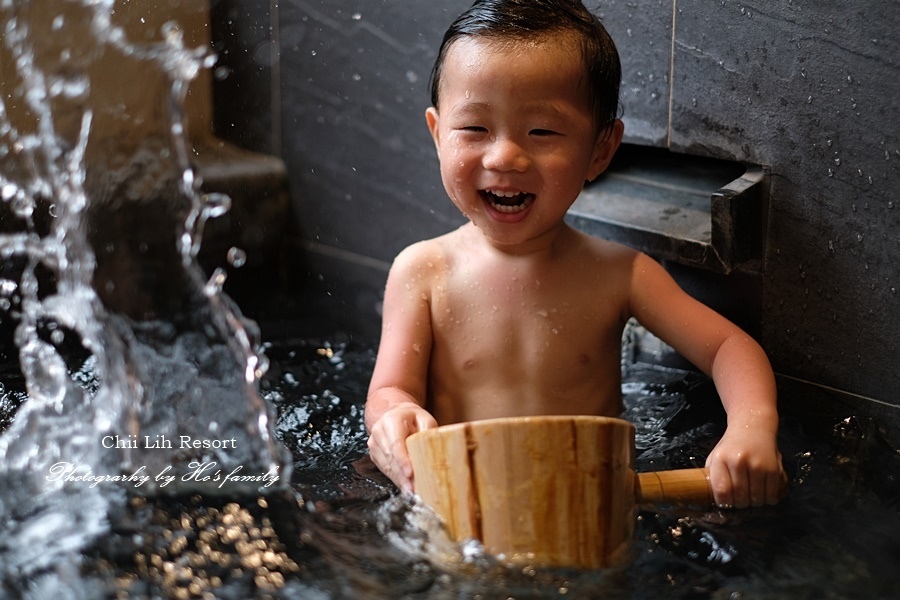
[406,416,713,569]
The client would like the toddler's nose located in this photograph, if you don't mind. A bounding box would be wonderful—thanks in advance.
[482,137,530,172]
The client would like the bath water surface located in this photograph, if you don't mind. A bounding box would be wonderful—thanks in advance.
[1,1,897,597]
[3,338,893,599]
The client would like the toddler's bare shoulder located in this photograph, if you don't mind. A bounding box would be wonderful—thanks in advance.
[574,230,640,265]
[391,237,452,278]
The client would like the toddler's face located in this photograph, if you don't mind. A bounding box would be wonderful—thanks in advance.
[426,35,617,249]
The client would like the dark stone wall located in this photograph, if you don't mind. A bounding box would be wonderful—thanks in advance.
[210,0,278,154]
[276,1,466,258]
[216,1,899,412]
[664,1,900,402]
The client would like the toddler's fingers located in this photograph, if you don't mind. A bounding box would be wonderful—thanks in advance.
[748,458,788,506]
[366,435,393,479]
[708,463,735,508]
[749,469,769,507]
[416,412,439,432]
[390,436,414,479]
[367,424,414,493]
[729,466,750,509]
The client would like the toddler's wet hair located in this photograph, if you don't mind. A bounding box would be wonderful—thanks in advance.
[429,0,621,134]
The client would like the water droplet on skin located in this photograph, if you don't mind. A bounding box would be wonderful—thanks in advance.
[826,140,833,147]
[352,12,362,20]
[807,96,813,104]
[834,158,841,166]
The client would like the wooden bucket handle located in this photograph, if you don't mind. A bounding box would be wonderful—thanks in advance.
[636,467,789,506]
[635,468,714,505]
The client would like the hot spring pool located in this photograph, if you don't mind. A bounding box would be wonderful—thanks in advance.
[2,337,896,599]
[2,1,896,597]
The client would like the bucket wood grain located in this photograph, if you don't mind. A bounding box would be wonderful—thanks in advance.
[407,416,639,569]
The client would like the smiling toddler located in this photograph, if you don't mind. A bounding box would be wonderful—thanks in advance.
[365,0,784,509]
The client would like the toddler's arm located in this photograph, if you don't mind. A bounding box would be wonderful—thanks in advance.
[629,253,784,507]
[703,332,783,507]
[365,244,438,493]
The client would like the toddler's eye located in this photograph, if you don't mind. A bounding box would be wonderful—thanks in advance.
[530,129,559,137]
[461,126,487,133]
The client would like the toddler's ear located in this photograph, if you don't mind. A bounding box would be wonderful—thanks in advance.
[425,107,441,155]
[587,119,624,182]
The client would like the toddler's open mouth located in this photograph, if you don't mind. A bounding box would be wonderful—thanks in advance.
[481,189,535,214]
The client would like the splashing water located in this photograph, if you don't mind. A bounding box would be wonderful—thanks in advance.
[0,0,289,590]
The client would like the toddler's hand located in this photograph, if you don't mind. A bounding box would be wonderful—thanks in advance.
[705,426,786,508]
[367,403,438,494]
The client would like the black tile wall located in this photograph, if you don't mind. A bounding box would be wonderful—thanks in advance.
[216,0,899,410]
[598,0,673,147]
[668,0,899,402]
[278,0,467,260]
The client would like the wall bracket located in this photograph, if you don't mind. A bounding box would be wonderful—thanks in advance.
[567,145,768,274]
